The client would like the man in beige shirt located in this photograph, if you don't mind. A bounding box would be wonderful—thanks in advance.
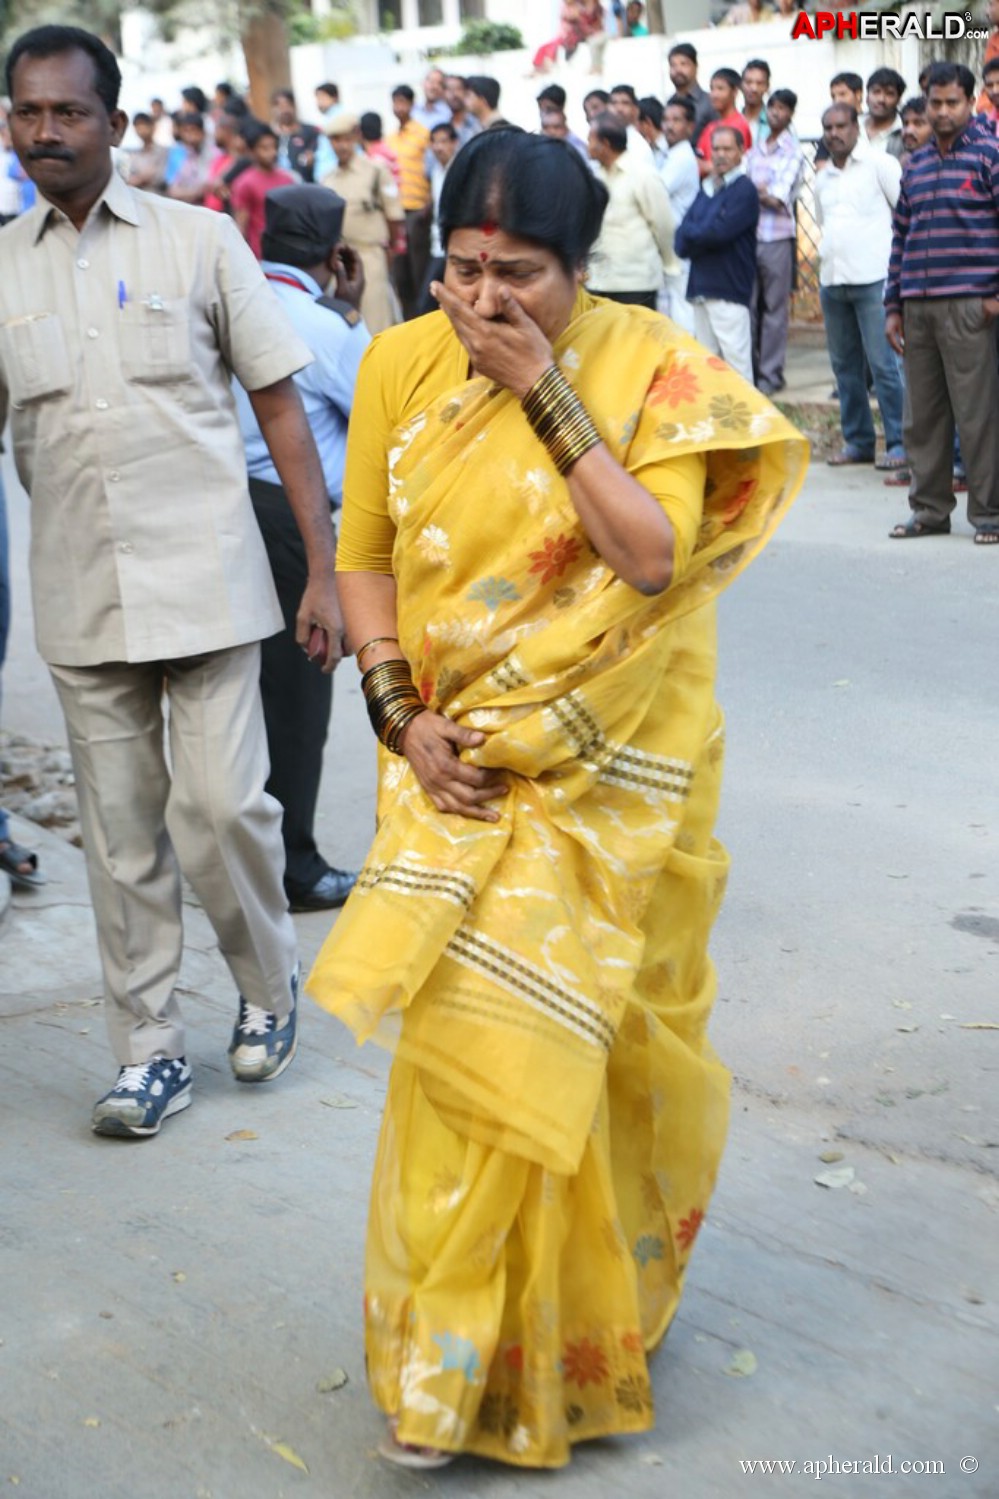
[322,114,404,334]
[0,24,343,1138]
[585,111,676,309]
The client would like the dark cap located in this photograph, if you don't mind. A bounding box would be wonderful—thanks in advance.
[261,184,345,267]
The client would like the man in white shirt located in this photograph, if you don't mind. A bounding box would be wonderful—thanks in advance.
[814,104,906,468]
[660,94,701,331]
[586,111,676,309]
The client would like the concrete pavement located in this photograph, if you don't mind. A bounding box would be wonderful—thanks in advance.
[2,335,997,1498]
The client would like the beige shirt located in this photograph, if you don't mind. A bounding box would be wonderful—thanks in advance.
[0,170,312,666]
[587,152,677,292]
[321,153,403,250]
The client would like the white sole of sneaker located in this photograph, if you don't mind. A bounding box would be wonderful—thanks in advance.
[92,1085,193,1138]
[231,1035,298,1085]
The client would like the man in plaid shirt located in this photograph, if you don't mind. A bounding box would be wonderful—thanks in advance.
[746,90,802,396]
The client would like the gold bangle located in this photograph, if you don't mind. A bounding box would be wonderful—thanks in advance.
[356,635,400,667]
[522,365,601,475]
[361,659,426,755]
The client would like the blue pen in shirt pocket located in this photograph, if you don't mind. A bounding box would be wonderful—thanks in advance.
[118,280,126,310]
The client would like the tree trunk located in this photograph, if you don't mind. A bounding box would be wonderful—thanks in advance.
[240,2,292,120]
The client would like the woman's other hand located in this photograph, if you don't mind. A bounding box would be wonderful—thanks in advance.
[401,711,508,823]
[431,281,553,399]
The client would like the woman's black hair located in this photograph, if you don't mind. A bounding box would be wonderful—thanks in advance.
[438,127,608,274]
[5,24,121,111]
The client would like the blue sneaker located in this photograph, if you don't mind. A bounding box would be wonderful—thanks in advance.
[228,964,299,1083]
[92,1057,192,1137]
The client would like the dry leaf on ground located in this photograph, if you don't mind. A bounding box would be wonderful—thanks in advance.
[815,1166,855,1189]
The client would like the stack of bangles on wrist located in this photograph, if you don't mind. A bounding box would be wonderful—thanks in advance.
[360,658,426,755]
[522,365,602,475]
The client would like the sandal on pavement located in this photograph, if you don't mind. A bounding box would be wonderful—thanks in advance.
[883,470,911,487]
[974,523,999,546]
[378,1423,454,1470]
[889,518,951,539]
[875,452,908,471]
[0,839,46,891]
[827,449,875,467]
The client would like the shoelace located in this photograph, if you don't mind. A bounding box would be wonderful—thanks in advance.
[239,1001,274,1037]
[115,1061,158,1093]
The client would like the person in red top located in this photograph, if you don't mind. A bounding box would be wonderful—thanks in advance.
[360,111,401,188]
[230,121,295,257]
[696,68,752,177]
[977,0,999,110]
[203,103,249,213]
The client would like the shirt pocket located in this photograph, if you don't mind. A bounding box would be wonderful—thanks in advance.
[118,297,192,383]
[0,313,71,406]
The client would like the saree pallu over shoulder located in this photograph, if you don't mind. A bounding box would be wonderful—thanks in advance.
[309,300,808,1176]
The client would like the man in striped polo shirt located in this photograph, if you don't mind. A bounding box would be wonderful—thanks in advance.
[885,61,999,544]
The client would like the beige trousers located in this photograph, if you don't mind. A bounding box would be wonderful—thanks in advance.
[50,644,298,1066]
[694,300,754,385]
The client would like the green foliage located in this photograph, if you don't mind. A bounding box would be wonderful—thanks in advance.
[445,18,523,55]
[318,7,357,39]
[286,1,355,43]
[288,6,321,42]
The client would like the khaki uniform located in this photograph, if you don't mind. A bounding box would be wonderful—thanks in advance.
[322,154,403,335]
[0,171,313,1064]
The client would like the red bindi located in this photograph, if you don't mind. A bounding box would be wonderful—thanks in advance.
[478,251,489,263]
[480,220,497,236]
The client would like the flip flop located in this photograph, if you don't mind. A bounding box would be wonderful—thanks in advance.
[0,839,46,891]
[827,450,875,467]
[875,452,909,471]
[377,1430,454,1470]
[883,470,911,487]
[974,523,999,546]
[889,518,951,539]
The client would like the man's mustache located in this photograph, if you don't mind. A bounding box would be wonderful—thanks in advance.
[27,147,75,161]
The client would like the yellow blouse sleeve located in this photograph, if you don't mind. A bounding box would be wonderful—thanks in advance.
[628,448,706,584]
[336,337,399,574]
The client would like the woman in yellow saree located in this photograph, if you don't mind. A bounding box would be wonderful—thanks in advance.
[309,129,808,1469]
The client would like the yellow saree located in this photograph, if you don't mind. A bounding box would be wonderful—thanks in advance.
[310,294,808,1466]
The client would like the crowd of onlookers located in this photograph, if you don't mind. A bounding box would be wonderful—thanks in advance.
[3,15,999,521]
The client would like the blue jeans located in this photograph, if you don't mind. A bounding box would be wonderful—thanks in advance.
[0,467,9,846]
[821,280,904,456]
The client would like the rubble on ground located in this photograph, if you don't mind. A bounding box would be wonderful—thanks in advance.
[1,730,81,846]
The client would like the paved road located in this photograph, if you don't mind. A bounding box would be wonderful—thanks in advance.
[2,385,997,1496]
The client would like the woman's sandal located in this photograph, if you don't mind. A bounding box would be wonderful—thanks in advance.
[0,839,46,891]
[378,1420,454,1470]
[974,523,999,546]
[889,517,951,539]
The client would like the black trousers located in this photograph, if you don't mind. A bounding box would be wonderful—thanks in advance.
[249,477,333,897]
[394,207,432,321]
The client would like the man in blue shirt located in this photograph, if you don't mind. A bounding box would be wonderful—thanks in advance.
[236,186,370,907]
[675,126,759,383]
